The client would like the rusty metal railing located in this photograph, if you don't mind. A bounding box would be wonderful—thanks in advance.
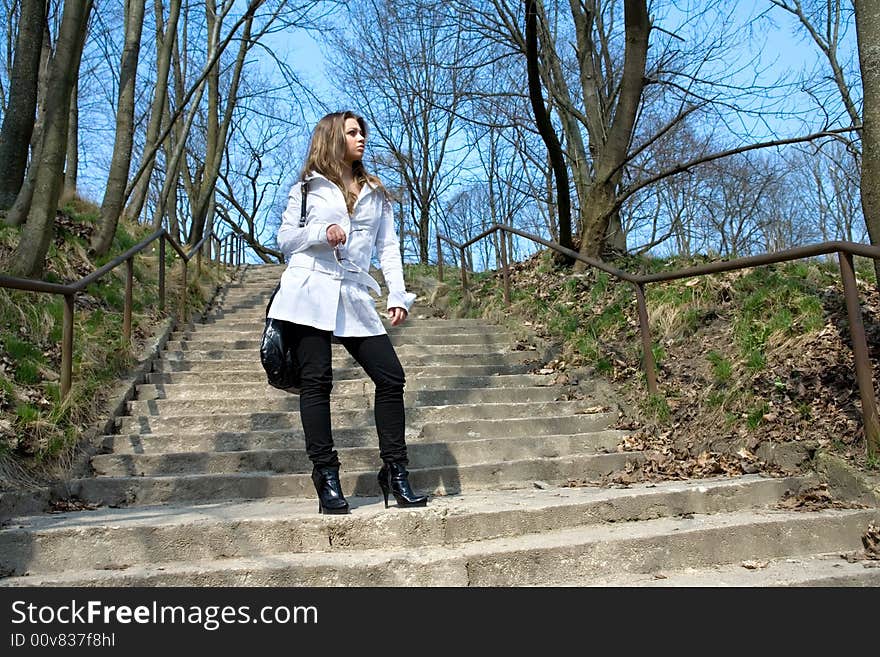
[0,228,245,401]
[436,224,880,458]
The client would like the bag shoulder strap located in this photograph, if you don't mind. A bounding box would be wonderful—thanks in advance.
[298,179,309,228]
[270,179,309,317]
[266,282,281,319]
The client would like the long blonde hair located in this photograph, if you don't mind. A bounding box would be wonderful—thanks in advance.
[300,111,387,214]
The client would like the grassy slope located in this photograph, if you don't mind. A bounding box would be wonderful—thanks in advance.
[415,250,880,486]
[0,198,231,490]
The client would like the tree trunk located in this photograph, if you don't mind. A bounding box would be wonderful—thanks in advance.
[187,5,253,248]
[3,24,51,228]
[125,0,181,224]
[11,0,93,279]
[419,204,430,264]
[62,78,78,203]
[575,0,648,266]
[524,0,573,251]
[0,0,46,211]
[92,0,146,256]
[579,181,618,260]
[855,1,880,287]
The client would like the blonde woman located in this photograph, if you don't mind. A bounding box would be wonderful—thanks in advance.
[268,111,427,514]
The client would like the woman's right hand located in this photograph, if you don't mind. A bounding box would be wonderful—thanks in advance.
[326,224,346,247]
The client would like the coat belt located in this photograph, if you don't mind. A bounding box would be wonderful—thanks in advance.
[288,253,381,294]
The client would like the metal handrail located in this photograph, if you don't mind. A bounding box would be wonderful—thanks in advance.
[436,224,880,457]
[0,227,245,401]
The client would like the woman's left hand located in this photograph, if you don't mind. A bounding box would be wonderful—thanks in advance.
[388,307,408,326]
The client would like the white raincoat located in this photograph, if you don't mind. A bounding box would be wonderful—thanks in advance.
[267,172,416,336]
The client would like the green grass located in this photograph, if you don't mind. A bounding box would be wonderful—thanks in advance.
[746,401,770,429]
[1,199,231,463]
[707,351,732,383]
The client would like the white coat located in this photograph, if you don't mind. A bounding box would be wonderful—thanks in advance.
[267,172,416,336]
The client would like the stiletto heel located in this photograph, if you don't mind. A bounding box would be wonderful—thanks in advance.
[378,474,390,508]
[312,466,349,515]
[378,462,428,508]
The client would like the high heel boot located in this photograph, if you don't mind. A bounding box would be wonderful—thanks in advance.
[377,461,428,509]
[312,465,349,514]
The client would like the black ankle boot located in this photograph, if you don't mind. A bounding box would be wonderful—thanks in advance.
[377,461,428,509]
[312,465,349,514]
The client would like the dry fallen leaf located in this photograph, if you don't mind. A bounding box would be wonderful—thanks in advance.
[741,560,769,570]
[862,523,880,560]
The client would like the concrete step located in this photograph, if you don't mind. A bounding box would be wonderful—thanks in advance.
[579,553,880,586]
[5,500,874,586]
[170,322,515,344]
[157,343,529,361]
[145,364,538,384]
[151,352,538,371]
[90,430,628,476]
[114,400,605,435]
[101,413,618,454]
[126,386,580,416]
[181,322,502,335]
[163,334,518,350]
[202,316,496,329]
[58,451,648,507]
[0,476,807,578]
[136,374,556,400]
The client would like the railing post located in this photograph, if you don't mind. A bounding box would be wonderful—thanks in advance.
[179,260,188,323]
[838,251,880,458]
[159,237,166,312]
[498,227,511,307]
[459,246,469,292]
[123,258,133,344]
[61,293,74,401]
[437,234,443,282]
[634,282,658,395]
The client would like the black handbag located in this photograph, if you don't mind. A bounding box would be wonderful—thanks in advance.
[260,285,301,394]
[260,180,309,394]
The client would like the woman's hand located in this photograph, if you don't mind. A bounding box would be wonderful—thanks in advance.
[388,307,408,326]
[326,224,346,247]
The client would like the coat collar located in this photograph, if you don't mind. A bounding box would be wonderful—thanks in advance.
[304,171,379,194]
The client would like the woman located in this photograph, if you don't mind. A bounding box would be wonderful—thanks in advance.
[268,111,428,515]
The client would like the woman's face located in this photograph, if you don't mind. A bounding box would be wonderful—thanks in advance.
[342,117,365,164]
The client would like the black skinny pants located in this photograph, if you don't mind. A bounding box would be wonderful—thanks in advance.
[291,323,408,469]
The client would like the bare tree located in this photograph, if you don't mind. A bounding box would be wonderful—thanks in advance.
[329,0,471,263]
[124,0,181,225]
[855,1,880,285]
[61,77,77,202]
[0,0,46,211]
[91,0,146,256]
[10,0,92,278]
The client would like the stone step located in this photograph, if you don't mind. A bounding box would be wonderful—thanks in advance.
[145,364,537,384]
[4,503,874,586]
[0,476,806,578]
[136,374,556,400]
[580,553,880,586]
[157,343,528,360]
[164,334,518,350]
[114,400,605,435]
[151,352,538,372]
[127,386,578,416]
[91,430,627,476]
[58,451,647,507]
[202,317,495,329]
[181,322,501,335]
[102,413,618,454]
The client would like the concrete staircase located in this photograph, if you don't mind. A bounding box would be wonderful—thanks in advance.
[1,264,878,586]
